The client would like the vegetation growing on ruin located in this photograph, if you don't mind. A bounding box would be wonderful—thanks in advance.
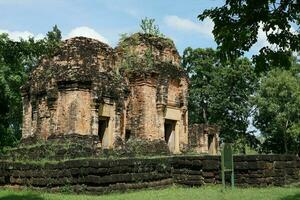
[117,18,182,78]
[118,33,174,71]
[119,18,173,47]
[117,33,186,81]
[118,32,175,50]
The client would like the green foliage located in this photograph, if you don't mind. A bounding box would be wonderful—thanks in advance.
[117,32,179,77]
[46,25,62,45]
[199,0,300,72]
[0,25,62,150]
[119,46,151,73]
[140,17,164,37]
[119,17,168,48]
[183,47,259,151]
[182,47,220,124]
[253,64,300,154]
[118,33,129,44]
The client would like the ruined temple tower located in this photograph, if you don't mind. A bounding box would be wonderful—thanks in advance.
[115,33,189,153]
[21,33,189,153]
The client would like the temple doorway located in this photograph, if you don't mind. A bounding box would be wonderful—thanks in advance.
[164,119,176,152]
[98,117,110,147]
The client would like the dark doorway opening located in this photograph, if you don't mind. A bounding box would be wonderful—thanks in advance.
[208,134,214,152]
[98,117,109,144]
[164,123,172,143]
[164,119,176,143]
[125,129,131,141]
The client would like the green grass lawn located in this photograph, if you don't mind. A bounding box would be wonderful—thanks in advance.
[0,186,299,200]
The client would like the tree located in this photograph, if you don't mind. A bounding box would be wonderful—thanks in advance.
[0,25,62,150]
[199,0,300,72]
[182,48,220,125]
[140,17,164,37]
[253,66,300,154]
[183,47,259,151]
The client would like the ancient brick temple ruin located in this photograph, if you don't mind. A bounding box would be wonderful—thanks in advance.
[189,124,219,155]
[21,33,219,154]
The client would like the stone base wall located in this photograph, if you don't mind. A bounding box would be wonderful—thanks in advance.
[0,158,173,194]
[172,155,300,187]
[0,155,299,194]
[234,155,300,186]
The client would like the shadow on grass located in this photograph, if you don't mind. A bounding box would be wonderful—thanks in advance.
[280,193,300,200]
[0,194,44,200]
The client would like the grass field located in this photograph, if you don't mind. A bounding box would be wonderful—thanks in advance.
[0,186,299,200]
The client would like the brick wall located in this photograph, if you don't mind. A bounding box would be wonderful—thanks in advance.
[172,155,300,187]
[0,158,173,194]
[0,155,299,194]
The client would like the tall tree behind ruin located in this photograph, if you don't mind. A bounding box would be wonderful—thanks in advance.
[253,60,300,155]
[183,47,259,151]
[0,26,61,150]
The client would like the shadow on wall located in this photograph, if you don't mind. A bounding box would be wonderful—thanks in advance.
[0,194,44,200]
[280,193,300,200]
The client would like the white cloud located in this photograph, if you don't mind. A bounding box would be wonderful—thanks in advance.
[0,29,44,41]
[66,26,109,44]
[164,15,214,38]
[0,26,110,45]
[35,33,44,40]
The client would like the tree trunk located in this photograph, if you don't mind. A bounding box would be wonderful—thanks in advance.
[284,134,288,154]
[284,120,289,154]
[203,107,208,126]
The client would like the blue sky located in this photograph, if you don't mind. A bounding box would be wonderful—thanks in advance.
[0,0,268,56]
